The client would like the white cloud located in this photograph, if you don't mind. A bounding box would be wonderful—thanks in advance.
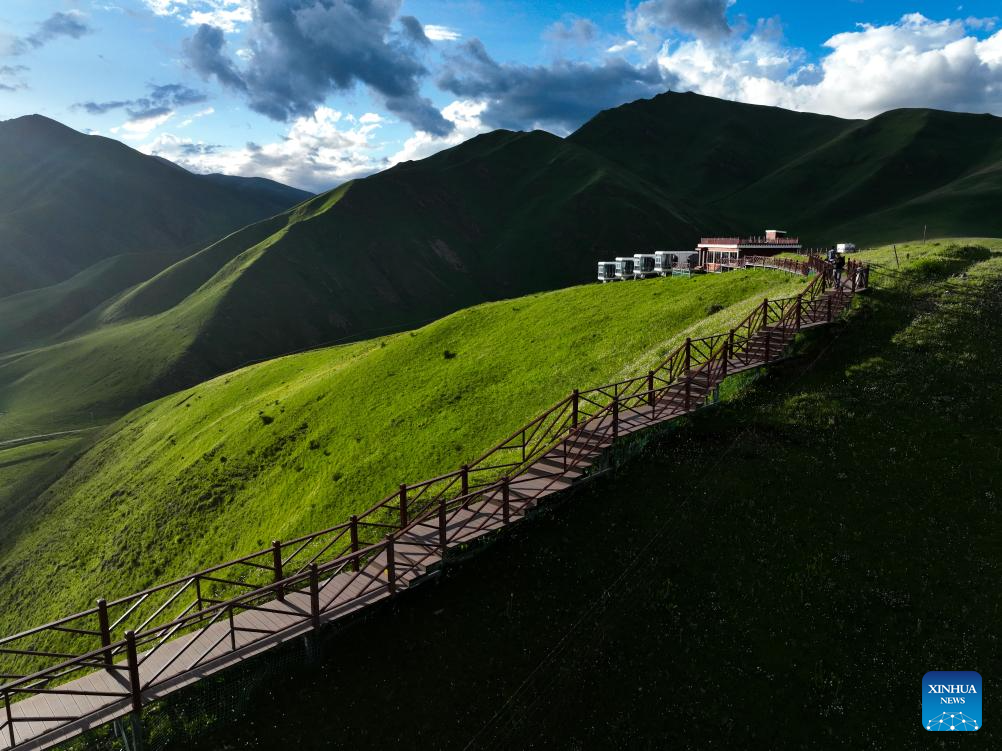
[389,99,490,165]
[656,13,1002,119]
[112,110,175,138]
[142,106,385,191]
[424,24,461,42]
[607,40,639,54]
[179,106,214,127]
[143,0,250,32]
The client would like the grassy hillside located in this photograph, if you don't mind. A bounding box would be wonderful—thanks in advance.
[0,129,709,439]
[131,240,998,751]
[0,114,310,298]
[0,269,805,635]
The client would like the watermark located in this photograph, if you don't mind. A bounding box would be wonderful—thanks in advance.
[923,671,982,731]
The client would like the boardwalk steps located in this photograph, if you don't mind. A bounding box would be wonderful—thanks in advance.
[0,258,867,751]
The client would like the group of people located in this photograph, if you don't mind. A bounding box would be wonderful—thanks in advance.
[826,247,847,286]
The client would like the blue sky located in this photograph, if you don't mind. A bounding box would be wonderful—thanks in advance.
[2,0,1002,191]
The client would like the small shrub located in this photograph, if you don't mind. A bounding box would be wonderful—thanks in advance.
[443,350,457,359]
[705,303,725,315]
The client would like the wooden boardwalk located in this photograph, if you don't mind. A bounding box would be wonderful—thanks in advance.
[0,257,865,750]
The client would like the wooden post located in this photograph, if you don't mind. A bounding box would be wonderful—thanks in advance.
[647,370,655,411]
[438,499,448,555]
[384,535,396,594]
[309,564,320,628]
[684,338,692,372]
[271,540,285,602]
[399,484,408,528]
[349,516,360,572]
[502,477,511,524]
[97,598,113,670]
[850,262,858,293]
[227,605,236,651]
[4,689,14,751]
[125,630,142,714]
[195,575,203,612]
[762,298,769,325]
[612,395,619,440]
[571,389,579,428]
[461,465,469,496]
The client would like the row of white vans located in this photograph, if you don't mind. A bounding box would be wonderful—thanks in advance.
[598,251,699,282]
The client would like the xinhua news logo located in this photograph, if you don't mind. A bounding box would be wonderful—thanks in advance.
[923,671,982,731]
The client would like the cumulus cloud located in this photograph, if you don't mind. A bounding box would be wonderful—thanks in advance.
[389,99,492,165]
[143,1,251,33]
[657,13,1002,119]
[143,106,386,191]
[183,0,452,136]
[629,0,732,40]
[438,39,670,132]
[4,11,93,56]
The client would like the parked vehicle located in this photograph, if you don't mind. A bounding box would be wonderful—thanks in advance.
[654,251,674,276]
[633,254,657,278]
[597,261,617,283]
[837,243,857,254]
[614,257,636,280]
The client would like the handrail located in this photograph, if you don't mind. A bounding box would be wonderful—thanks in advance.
[0,254,868,750]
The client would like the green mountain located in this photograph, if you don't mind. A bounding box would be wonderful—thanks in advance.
[0,114,311,301]
[0,268,806,633]
[571,92,1002,242]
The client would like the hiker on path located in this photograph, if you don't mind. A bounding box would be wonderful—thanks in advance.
[833,252,846,287]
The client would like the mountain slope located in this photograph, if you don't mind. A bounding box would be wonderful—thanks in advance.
[0,115,311,298]
[570,92,1002,241]
[0,269,806,633]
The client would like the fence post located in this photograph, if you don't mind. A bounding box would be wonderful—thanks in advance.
[384,535,396,594]
[850,262,858,293]
[438,499,448,555]
[795,294,803,331]
[684,337,692,372]
[309,564,320,629]
[762,298,769,324]
[647,370,655,411]
[461,465,469,496]
[399,484,408,528]
[271,540,285,602]
[195,575,203,612]
[227,605,236,651]
[502,477,511,524]
[612,394,620,440]
[350,516,360,572]
[97,597,113,670]
[4,689,14,751]
[125,630,142,714]
[571,389,579,428]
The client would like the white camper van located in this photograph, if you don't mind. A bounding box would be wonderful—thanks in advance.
[633,254,657,278]
[597,261,617,283]
[837,243,857,254]
[614,257,636,280]
[654,251,673,276]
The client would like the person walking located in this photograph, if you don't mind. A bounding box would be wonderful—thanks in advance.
[833,252,846,287]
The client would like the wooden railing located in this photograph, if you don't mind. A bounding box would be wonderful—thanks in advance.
[0,255,867,749]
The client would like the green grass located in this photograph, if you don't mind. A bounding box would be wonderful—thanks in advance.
[117,239,1000,751]
[0,269,805,635]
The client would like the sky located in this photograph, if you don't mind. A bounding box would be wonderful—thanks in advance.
[3,1,1002,193]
